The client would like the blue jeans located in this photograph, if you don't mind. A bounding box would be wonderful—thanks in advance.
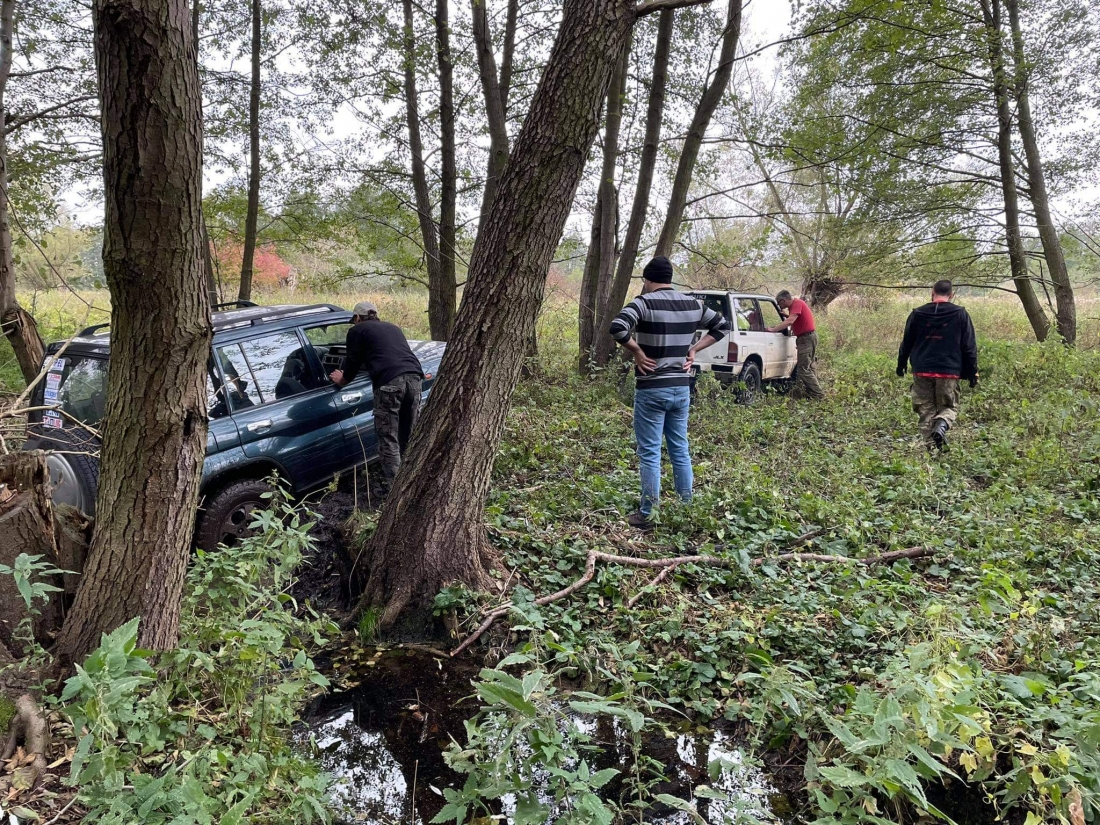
[633,386,693,516]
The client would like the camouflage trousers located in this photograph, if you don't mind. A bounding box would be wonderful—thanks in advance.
[911,376,959,447]
[375,373,422,493]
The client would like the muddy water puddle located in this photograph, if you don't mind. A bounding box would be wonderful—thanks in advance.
[300,649,789,825]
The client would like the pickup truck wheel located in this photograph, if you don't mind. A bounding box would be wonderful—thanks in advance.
[195,479,272,551]
[734,362,762,404]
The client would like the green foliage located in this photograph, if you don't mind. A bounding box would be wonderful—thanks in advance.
[468,316,1100,822]
[59,490,335,824]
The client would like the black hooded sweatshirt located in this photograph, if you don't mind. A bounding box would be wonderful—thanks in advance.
[897,301,978,380]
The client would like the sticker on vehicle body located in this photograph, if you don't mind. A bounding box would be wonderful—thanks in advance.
[43,387,58,402]
[43,412,64,429]
[49,358,66,372]
[46,374,61,390]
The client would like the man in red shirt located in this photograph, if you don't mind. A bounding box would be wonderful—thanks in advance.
[767,290,825,400]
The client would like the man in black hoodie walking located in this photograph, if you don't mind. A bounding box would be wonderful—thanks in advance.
[897,280,979,450]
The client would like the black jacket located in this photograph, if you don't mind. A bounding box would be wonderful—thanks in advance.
[341,320,424,391]
[898,301,978,379]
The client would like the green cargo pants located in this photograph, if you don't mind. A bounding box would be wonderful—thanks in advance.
[791,331,825,400]
[911,376,959,448]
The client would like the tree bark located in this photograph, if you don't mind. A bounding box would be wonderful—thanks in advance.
[237,0,261,301]
[0,0,44,384]
[431,0,457,341]
[979,0,1049,342]
[402,0,444,336]
[593,8,674,368]
[655,0,741,257]
[1004,0,1074,344]
[578,41,629,373]
[472,0,511,222]
[192,0,218,306]
[358,0,641,630]
[54,0,210,665]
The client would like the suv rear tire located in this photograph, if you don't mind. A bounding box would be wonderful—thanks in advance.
[195,479,272,551]
[734,362,762,404]
[28,428,101,516]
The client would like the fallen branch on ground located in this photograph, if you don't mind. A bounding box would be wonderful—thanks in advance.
[450,544,936,657]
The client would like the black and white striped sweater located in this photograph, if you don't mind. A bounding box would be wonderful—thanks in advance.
[609,288,731,389]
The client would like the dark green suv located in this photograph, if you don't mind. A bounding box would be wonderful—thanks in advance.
[22,302,444,548]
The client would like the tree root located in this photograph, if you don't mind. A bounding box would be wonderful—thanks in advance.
[450,544,936,657]
[0,694,49,795]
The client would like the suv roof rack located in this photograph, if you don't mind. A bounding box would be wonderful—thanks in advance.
[213,300,259,310]
[249,304,343,326]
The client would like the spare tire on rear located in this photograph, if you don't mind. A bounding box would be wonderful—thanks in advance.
[24,427,100,517]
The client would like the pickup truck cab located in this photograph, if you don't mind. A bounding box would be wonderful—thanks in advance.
[687,291,796,400]
[22,302,444,549]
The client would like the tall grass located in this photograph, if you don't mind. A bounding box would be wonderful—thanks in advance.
[3,284,1098,396]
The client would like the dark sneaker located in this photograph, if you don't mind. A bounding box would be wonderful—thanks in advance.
[627,511,655,531]
[931,419,950,451]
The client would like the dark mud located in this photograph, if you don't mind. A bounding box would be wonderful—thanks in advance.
[292,467,385,611]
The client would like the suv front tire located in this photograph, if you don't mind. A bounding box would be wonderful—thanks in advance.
[195,478,272,551]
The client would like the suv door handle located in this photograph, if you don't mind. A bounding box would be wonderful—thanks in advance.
[341,392,363,404]
[247,419,273,433]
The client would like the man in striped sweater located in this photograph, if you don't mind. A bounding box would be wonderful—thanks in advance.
[610,256,731,530]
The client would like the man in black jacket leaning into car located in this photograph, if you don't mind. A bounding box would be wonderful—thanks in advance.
[897,280,979,451]
[330,301,424,495]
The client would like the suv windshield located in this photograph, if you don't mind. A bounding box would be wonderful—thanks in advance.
[37,355,109,429]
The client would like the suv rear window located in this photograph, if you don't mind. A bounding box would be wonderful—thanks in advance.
[37,355,109,429]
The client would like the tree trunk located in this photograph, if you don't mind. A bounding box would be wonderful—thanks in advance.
[54,0,210,665]
[0,0,44,384]
[1004,0,1074,344]
[593,8,674,368]
[578,43,629,372]
[402,0,444,334]
[192,0,218,307]
[576,42,629,371]
[472,0,511,223]
[237,0,261,301]
[802,273,844,310]
[431,0,457,341]
[357,0,640,630]
[655,0,741,257]
[980,0,1050,342]
[471,0,539,374]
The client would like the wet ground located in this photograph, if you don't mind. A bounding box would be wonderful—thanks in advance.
[291,474,1017,825]
[299,648,791,825]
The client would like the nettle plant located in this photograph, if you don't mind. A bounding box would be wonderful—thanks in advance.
[60,488,335,825]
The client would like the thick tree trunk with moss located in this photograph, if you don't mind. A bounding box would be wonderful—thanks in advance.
[358,0,647,630]
[54,0,210,665]
[980,0,1049,342]
[237,0,261,301]
[654,0,741,257]
[593,8,674,369]
[0,0,44,384]
[1004,0,1073,344]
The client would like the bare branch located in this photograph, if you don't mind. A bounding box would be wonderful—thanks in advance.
[636,0,712,18]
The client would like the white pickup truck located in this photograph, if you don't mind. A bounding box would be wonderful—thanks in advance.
[688,291,797,400]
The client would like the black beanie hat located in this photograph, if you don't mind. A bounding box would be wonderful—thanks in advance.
[643,256,673,284]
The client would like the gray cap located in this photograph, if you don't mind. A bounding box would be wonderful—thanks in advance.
[352,301,379,317]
